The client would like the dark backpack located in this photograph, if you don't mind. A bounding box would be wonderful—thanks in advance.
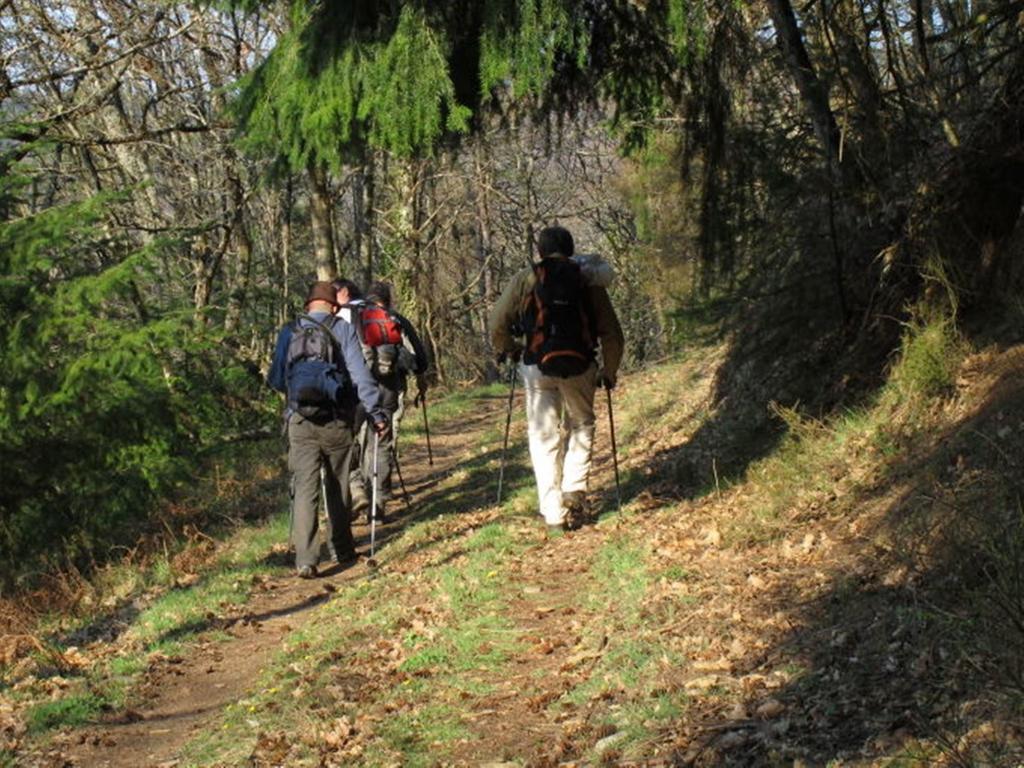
[521,257,595,378]
[358,305,403,378]
[285,315,349,418]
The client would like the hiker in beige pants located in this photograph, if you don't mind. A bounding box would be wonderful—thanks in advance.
[490,225,624,533]
[520,361,598,526]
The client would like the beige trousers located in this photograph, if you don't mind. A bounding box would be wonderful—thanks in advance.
[520,362,597,525]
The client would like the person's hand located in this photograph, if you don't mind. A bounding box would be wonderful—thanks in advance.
[496,344,523,366]
[413,373,429,406]
[373,418,390,438]
[596,369,617,390]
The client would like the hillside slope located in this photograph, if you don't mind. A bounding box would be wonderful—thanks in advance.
[5,335,1024,767]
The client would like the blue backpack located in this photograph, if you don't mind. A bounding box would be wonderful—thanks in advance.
[285,315,350,418]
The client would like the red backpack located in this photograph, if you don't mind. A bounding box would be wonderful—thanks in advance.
[358,305,403,377]
[360,305,403,347]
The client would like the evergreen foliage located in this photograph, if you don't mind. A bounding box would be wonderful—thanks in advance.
[233,3,475,167]
[230,0,716,163]
[0,145,265,589]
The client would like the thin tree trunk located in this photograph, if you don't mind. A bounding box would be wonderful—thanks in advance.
[279,175,293,327]
[353,155,376,287]
[224,174,253,334]
[474,144,498,382]
[308,162,337,281]
[766,0,841,169]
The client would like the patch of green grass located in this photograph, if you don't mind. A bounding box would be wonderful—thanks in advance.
[403,381,509,439]
[129,569,254,651]
[589,535,650,615]
[888,316,967,405]
[26,692,103,733]
[180,505,530,765]
[659,565,692,582]
[598,693,685,759]
[376,704,471,767]
[562,636,679,708]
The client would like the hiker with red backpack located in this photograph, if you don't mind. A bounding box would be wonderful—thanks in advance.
[347,281,430,521]
[267,281,389,578]
[489,226,625,535]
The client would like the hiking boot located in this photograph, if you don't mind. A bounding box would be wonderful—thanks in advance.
[327,541,358,566]
[297,565,318,579]
[351,486,370,520]
[562,491,590,530]
[546,524,566,538]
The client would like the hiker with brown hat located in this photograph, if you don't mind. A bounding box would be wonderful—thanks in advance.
[267,281,389,577]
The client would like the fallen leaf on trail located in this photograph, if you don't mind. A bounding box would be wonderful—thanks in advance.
[755,698,785,719]
[250,731,290,766]
[703,527,722,547]
[534,639,556,655]
[740,674,767,693]
[322,716,353,749]
[717,730,748,749]
[692,657,732,673]
[727,702,748,720]
[685,675,725,692]
[175,573,200,589]
[61,647,90,669]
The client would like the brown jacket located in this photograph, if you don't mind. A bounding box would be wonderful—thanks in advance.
[488,253,625,377]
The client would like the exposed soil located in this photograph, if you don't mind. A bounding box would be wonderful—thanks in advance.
[23,345,1024,766]
[56,395,510,768]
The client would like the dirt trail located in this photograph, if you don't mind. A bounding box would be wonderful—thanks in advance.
[64,396,509,768]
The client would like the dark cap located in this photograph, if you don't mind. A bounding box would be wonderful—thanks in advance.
[366,281,392,307]
[304,281,339,307]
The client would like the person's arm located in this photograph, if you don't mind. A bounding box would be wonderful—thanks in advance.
[590,286,625,383]
[334,320,387,426]
[266,325,291,393]
[488,269,529,359]
[396,312,430,374]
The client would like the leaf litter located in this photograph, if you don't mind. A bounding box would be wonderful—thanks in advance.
[8,345,1024,765]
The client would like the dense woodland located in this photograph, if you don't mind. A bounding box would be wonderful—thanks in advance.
[2,0,1022,589]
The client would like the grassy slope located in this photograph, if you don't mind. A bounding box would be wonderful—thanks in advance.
[4,321,1024,766]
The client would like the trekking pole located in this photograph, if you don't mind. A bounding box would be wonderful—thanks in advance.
[496,362,517,505]
[368,431,380,567]
[420,395,434,466]
[606,387,623,513]
[390,445,412,511]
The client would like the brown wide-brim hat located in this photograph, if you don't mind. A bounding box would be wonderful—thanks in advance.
[305,281,339,307]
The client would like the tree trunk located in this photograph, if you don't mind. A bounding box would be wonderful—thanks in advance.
[279,175,293,327]
[353,155,376,287]
[308,162,337,281]
[224,174,253,334]
[766,0,841,169]
[474,145,498,382]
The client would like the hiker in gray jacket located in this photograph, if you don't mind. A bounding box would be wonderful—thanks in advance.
[268,281,388,577]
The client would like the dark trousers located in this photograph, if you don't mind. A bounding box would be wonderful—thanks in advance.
[288,414,356,568]
[353,374,403,501]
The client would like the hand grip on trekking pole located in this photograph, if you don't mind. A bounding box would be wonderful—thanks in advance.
[496,362,517,505]
[606,387,622,514]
